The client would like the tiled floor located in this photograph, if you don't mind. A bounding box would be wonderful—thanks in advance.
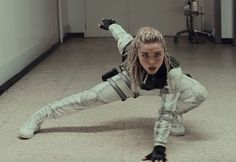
[0,37,236,162]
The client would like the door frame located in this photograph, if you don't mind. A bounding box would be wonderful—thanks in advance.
[214,0,221,43]
[234,0,236,46]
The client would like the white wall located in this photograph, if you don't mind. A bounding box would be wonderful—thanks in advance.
[68,0,85,33]
[61,0,70,34]
[203,0,214,32]
[84,0,129,37]
[59,0,85,35]
[84,0,188,36]
[0,0,59,86]
[128,0,186,36]
[221,0,233,38]
[66,0,216,37]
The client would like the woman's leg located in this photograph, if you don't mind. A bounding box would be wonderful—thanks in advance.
[18,73,133,139]
[170,75,208,136]
[177,75,208,114]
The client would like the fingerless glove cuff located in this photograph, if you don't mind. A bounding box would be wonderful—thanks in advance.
[154,145,166,155]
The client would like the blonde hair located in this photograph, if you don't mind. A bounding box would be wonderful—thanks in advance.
[122,26,171,94]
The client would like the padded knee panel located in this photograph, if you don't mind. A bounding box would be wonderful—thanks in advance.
[192,84,208,102]
[181,84,207,104]
[177,84,208,113]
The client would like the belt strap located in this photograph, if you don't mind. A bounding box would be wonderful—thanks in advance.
[107,78,127,101]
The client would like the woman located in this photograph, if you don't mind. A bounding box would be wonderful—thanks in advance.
[18,19,208,162]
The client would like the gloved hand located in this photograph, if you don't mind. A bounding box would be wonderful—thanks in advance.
[142,145,167,162]
[98,18,116,30]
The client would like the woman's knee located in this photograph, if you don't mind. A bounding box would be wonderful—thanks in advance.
[191,84,208,103]
[177,83,208,113]
[180,76,208,104]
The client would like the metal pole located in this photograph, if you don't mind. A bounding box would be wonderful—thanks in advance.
[233,0,236,46]
[58,0,63,43]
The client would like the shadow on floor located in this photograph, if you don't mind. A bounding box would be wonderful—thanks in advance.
[38,117,213,142]
[40,117,155,133]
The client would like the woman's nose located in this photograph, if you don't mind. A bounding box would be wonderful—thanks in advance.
[148,57,155,64]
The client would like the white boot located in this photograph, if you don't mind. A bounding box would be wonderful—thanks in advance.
[18,91,93,139]
[170,113,185,136]
[18,79,131,139]
[18,106,53,139]
[18,89,103,139]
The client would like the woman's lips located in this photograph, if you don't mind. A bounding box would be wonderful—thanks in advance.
[148,67,156,71]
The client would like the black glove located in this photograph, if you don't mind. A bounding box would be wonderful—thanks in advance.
[142,145,167,162]
[99,18,116,30]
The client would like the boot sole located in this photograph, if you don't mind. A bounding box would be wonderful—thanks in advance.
[18,133,34,139]
[18,125,40,139]
[170,131,185,136]
[18,128,37,139]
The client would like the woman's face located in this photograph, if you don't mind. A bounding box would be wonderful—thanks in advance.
[137,42,165,75]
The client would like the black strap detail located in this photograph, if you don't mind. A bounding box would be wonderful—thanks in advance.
[107,78,127,101]
[169,56,180,69]
[102,68,119,81]
[121,41,132,62]
[186,73,193,78]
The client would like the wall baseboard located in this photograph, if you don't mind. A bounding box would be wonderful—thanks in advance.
[0,32,84,95]
[64,32,84,41]
[0,42,61,95]
[221,38,234,44]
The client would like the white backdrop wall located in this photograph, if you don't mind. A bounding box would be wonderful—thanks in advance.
[221,0,233,38]
[0,0,59,86]
[66,0,214,37]
[61,0,70,34]
[84,0,188,36]
[68,0,85,33]
[203,0,214,32]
